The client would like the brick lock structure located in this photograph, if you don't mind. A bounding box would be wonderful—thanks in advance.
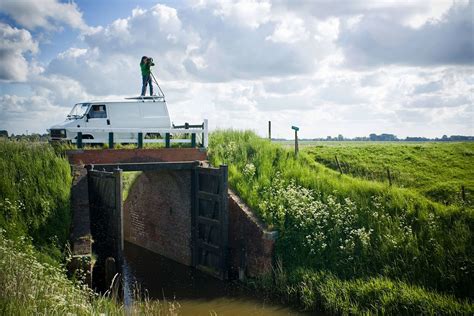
[67,148,277,284]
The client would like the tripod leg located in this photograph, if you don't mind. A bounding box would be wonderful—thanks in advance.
[150,71,165,98]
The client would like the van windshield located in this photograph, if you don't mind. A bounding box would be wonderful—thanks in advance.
[67,103,90,119]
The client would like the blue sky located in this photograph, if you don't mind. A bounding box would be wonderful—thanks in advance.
[0,0,472,138]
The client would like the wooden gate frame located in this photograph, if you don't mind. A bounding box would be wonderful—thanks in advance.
[192,165,229,280]
[86,167,123,288]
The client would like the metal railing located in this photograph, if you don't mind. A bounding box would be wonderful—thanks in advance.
[70,119,209,149]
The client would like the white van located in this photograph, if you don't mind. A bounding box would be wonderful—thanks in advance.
[49,97,171,143]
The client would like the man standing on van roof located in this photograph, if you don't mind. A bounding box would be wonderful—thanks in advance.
[140,56,154,96]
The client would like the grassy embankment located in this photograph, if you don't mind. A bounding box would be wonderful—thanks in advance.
[209,131,474,315]
[303,142,474,208]
[0,140,178,315]
[0,141,71,263]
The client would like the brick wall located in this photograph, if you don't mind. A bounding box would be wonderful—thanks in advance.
[123,170,192,266]
[67,148,206,165]
[228,190,277,278]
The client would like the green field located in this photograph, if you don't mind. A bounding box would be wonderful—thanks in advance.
[210,131,474,314]
[301,142,474,208]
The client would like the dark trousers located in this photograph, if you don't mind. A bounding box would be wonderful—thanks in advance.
[141,74,153,96]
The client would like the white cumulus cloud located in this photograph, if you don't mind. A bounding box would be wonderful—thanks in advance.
[0,0,89,31]
[0,22,38,81]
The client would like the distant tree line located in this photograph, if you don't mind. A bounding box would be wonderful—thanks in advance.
[0,130,50,142]
[1,129,473,143]
[277,133,473,142]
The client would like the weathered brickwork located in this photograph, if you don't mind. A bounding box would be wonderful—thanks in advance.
[228,190,277,278]
[123,170,192,266]
[67,148,206,165]
[68,165,92,286]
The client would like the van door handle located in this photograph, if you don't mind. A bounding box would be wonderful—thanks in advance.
[107,119,110,125]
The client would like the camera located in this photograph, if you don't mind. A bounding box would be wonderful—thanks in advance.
[147,57,155,66]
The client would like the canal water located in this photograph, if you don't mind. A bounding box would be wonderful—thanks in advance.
[123,241,308,315]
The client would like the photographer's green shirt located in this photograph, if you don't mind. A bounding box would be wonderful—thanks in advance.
[140,62,151,76]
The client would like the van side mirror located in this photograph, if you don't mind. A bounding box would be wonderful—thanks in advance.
[86,113,90,122]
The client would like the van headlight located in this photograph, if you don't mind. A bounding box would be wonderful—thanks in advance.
[50,129,67,138]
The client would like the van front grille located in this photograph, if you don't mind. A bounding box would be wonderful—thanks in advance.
[50,129,66,138]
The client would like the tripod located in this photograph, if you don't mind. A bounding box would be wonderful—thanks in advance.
[150,71,165,99]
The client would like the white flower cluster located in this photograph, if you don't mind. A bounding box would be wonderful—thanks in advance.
[0,197,25,219]
[243,163,256,179]
[0,232,95,314]
[222,141,238,162]
[258,173,393,262]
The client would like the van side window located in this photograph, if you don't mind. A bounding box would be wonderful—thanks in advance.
[89,104,107,118]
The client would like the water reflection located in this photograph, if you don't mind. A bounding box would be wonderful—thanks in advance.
[124,241,308,315]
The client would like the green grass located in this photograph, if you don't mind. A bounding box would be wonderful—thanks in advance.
[252,266,474,315]
[302,142,474,207]
[0,233,180,315]
[209,130,474,313]
[0,140,179,315]
[0,140,72,262]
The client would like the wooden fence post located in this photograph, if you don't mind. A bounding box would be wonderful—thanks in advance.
[335,155,343,175]
[268,121,271,140]
[191,133,196,147]
[203,119,209,148]
[291,126,299,156]
[137,132,143,149]
[108,132,114,149]
[165,133,170,148]
[77,132,83,149]
[295,130,298,155]
[387,168,392,186]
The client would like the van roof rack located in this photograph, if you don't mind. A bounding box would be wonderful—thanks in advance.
[125,95,165,101]
[126,72,166,102]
